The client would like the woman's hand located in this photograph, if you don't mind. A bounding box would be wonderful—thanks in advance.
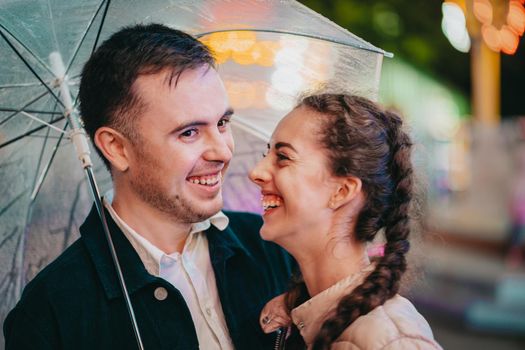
[259,293,292,333]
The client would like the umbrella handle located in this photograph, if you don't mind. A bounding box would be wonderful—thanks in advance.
[49,52,94,169]
[86,168,145,350]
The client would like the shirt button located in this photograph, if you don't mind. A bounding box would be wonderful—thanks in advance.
[154,287,168,301]
[206,307,212,316]
[297,321,305,330]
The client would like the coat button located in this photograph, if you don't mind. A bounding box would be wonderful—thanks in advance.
[154,287,168,301]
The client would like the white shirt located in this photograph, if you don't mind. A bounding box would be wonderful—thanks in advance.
[104,199,234,350]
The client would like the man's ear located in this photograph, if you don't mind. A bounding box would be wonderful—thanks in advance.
[94,126,131,172]
[328,176,362,210]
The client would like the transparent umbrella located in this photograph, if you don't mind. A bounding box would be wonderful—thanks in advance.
[0,0,390,347]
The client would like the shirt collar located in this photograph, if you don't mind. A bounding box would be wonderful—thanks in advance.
[103,197,229,276]
[291,260,374,345]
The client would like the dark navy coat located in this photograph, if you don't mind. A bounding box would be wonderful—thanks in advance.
[4,205,294,349]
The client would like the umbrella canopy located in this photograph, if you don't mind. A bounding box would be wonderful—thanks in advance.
[0,0,390,342]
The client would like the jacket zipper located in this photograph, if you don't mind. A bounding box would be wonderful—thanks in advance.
[274,327,287,350]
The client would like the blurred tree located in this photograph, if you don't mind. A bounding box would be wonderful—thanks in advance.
[299,0,524,117]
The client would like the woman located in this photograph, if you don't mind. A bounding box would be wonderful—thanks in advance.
[249,94,442,349]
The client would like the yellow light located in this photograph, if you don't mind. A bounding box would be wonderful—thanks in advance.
[199,37,230,65]
[229,31,257,52]
[214,50,231,65]
[253,81,269,109]
[207,32,233,53]
[224,81,257,109]
[254,41,280,67]
[231,49,257,65]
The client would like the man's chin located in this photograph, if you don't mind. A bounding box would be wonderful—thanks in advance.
[189,197,223,221]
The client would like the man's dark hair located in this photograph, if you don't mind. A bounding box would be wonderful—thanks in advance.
[79,23,215,169]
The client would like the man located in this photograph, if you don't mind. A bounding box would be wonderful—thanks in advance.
[4,24,293,349]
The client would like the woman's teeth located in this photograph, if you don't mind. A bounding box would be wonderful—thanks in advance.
[261,195,283,211]
[188,173,221,186]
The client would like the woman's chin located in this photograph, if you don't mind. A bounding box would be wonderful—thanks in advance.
[259,223,280,242]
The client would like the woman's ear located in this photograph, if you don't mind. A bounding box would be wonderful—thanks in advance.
[94,126,131,172]
[328,176,362,210]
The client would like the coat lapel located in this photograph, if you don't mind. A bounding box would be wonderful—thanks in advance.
[79,204,157,300]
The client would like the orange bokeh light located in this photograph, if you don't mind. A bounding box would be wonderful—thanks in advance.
[201,31,280,67]
[252,81,269,109]
[254,41,280,67]
[199,37,230,64]
[229,31,257,52]
[206,32,233,53]
[225,81,257,110]
[481,24,501,51]
[500,25,520,54]
[508,0,525,36]
[466,0,525,55]
[231,46,257,65]
[473,0,493,25]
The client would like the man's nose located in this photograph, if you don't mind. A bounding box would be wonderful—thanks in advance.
[249,156,272,186]
[204,131,233,163]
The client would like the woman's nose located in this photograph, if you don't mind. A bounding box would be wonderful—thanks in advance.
[249,157,272,186]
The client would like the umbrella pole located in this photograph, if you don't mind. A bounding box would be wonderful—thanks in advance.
[49,52,145,350]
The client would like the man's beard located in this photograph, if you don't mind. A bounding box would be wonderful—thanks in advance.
[129,146,221,223]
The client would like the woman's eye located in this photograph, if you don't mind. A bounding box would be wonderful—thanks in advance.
[218,118,231,128]
[276,153,290,161]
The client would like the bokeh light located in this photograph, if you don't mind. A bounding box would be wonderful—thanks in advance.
[442,1,471,53]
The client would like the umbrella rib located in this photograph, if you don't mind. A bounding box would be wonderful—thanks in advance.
[0,90,51,126]
[46,0,62,62]
[0,116,65,150]
[30,122,69,202]
[0,29,65,109]
[0,108,61,115]
[30,123,53,201]
[0,24,55,76]
[0,82,55,89]
[91,0,111,54]
[27,134,66,140]
[196,29,393,57]
[69,0,111,111]
[65,0,108,75]
[29,100,64,203]
[20,111,67,135]
[231,118,271,141]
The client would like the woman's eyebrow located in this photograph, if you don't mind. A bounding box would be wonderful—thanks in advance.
[275,142,297,152]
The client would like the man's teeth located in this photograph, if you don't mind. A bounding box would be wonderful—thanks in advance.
[188,173,221,186]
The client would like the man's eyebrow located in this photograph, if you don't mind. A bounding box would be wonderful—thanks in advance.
[171,108,235,133]
[171,120,208,133]
[275,142,297,152]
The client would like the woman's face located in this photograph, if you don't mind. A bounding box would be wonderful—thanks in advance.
[249,106,340,245]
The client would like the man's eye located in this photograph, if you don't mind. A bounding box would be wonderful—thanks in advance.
[180,129,198,138]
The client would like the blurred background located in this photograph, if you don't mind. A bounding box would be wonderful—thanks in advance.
[297,0,525,348]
